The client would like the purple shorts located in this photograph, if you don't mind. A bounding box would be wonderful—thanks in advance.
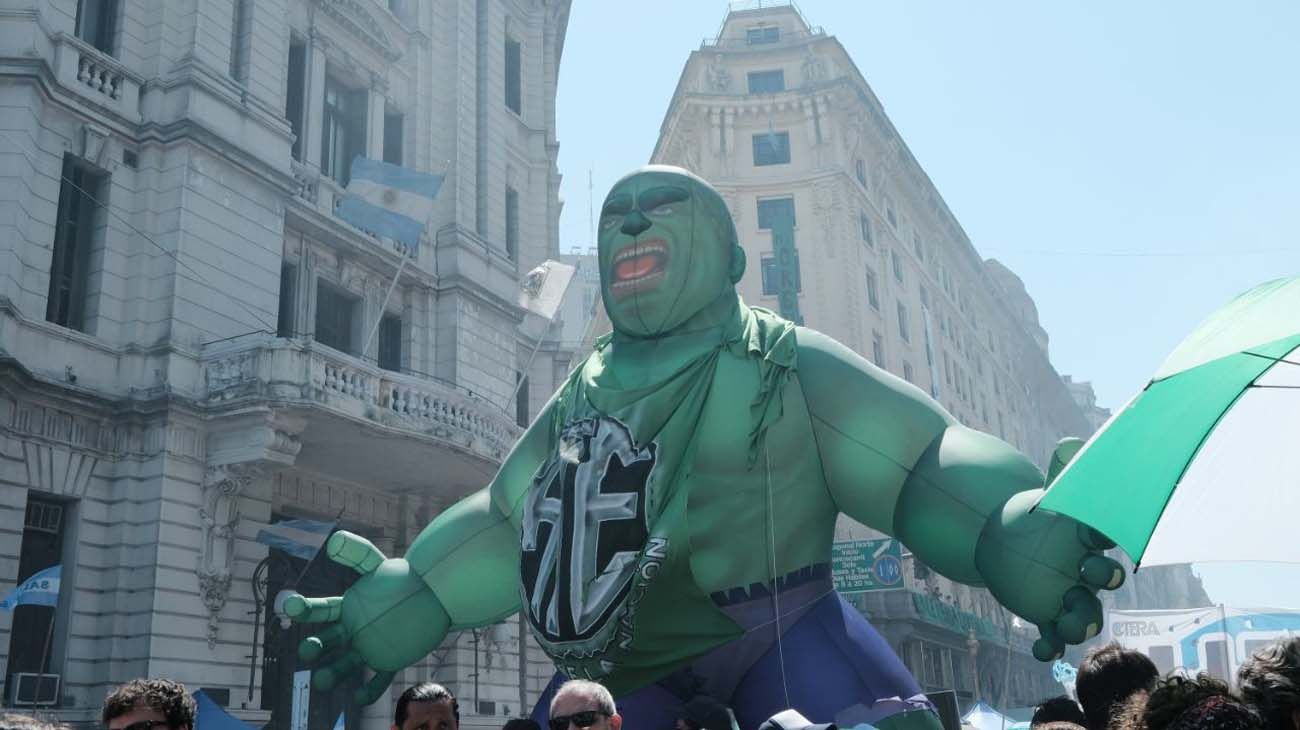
[531,588,936,730]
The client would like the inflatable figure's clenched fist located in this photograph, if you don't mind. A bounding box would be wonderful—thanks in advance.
[283,532,448,705]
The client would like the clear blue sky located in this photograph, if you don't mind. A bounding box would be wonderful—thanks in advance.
[554,2,1300,607]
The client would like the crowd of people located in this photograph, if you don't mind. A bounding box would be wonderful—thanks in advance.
[1029,635,1300,730]
[1,635,1298,730]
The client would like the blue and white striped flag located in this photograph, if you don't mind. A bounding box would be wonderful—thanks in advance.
[255,519,335,561]
[335,157,443,252]
[0,564,60,610]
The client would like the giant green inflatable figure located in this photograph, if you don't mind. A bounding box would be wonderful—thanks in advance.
[285,167,1124,730]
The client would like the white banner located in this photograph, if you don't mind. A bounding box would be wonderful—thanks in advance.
[1105,606,1300,682]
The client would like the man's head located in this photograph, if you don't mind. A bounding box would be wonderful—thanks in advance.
[1238,636,1300,730]
[596,166,744,338]
[102,679,196,730]
[1032,696,1087,727]
[548,680,620,730]
[393,683,459,730]
[1076,642,1159,730]
[1142,674,1262,730]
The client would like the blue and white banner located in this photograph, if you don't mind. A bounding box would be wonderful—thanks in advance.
[255,519,335,561]
[0,564,60,610]
[335,157,443,252]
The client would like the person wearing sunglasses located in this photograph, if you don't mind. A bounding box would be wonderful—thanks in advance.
[102,679,195,730]
[549,681,622,730]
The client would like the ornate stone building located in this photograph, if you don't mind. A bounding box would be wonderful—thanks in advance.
[649,3,1096,712]
[0,0,570,727]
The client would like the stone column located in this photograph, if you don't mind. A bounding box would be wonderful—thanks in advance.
[368,74,388,160]
[305,34,328,169]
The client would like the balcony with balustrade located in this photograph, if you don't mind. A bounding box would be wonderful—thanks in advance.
[202,334,521,494]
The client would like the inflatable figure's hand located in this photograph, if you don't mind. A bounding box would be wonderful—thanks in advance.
[975,441,1126,662]
[283,531,450,705]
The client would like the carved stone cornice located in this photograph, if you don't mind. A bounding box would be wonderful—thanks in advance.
[316,0,402,63]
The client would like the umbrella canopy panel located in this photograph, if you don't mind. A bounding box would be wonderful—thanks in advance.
[1141,342,1300,565]
[1038,334,1300,565]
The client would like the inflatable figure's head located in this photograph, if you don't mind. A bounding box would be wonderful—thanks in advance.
[597,166,745,338]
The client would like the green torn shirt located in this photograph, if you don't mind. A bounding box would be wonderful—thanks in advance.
[514,299,801,692]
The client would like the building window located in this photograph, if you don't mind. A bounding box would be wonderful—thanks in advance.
[76,0,118,55]
[505,186,519,260]
[747,70,785,94]
[903,362,914,383]
[860,213,873,246]
[913,232,924,261]
[887,205,898,229]
[872,332,885,368]
[5,496,68,696]
[855,158,866,187]
[865,267,879,310]
[505,37,522,115]
[286,40,307,162]
[277,264,296,337]
[760,253,801,295]
[897,301,910,342]
[919,284,930,309]
[747,26,780,45]
[892,249,904,283]
[230,0,252,81]
[377,314,402,371]
[383,111,404,165]
[46,155,106,332]
[752,131,790,166]
[315,281,357,354]
[322,75,367,186]
[757,197,796,230]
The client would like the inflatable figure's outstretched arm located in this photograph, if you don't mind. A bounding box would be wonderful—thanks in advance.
[798,329,1124,660]
[281,400,557,704]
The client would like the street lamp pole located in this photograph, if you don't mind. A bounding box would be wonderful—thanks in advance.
[967,629,982,704]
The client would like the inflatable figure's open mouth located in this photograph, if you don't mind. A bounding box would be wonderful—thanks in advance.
[611,239,669,299]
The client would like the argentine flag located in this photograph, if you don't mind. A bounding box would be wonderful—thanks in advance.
[255,518,335,561]
[335,157,443,252]
[0,564,60,610]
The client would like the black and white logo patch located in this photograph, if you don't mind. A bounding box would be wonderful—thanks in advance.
[521,417,656,645]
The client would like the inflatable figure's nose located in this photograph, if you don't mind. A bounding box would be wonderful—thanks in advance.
[621,210,651,237]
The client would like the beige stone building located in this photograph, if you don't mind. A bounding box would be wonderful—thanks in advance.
[0,0,570,727]
[648,3,1101,710]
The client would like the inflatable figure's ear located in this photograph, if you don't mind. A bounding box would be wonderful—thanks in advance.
[729,244,746,283]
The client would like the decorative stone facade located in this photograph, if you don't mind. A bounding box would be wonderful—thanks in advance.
[0,0,571,727]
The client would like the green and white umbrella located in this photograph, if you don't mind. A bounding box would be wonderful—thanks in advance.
[1037,277,1300,567]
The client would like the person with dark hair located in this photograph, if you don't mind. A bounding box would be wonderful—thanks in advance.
[1036,724,1086,730]
[1032,696,1087,727]
[102,679,196,730]
[1137,674,1261,730]
[503,720,541,730]
[675,696,736,730]
[1076,643,1159,730]
[1238,636,1300,730]
[393,683,459,730]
